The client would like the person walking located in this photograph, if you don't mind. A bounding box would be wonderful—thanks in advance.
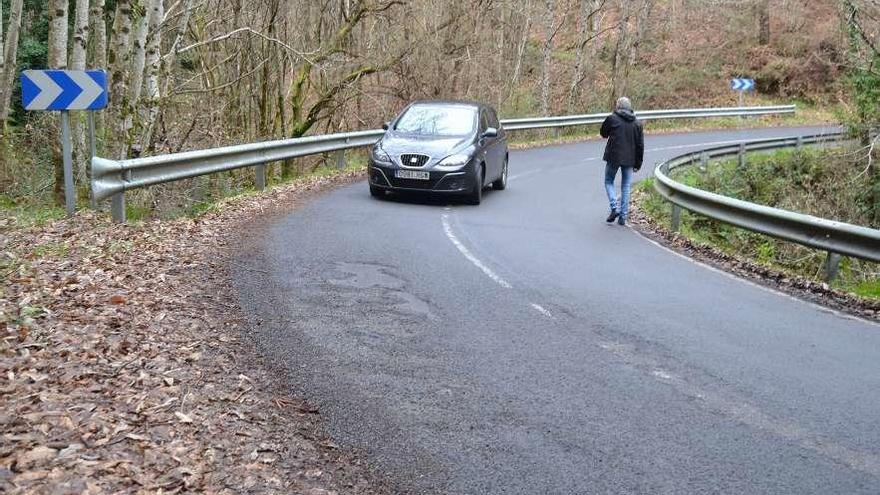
[600,97,644,226]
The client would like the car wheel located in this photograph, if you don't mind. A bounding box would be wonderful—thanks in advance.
[370,185,384,198]
[467,166,483,205]
[492,158,508,191]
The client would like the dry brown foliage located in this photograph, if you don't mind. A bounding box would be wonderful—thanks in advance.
[1,171,388,494]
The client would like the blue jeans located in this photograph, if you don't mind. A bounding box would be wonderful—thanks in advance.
[604,162,633,219]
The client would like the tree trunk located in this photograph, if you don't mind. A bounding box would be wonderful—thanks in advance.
[70,0,90,185]
[758,0,771,45]
[540,0,556,117]
[0,0,23,124]
[624,0,653,90]
[108,0,133,158]
[141,0,163,151]
[505,1,533,108]
[568,0,604,112]
[48,0,70,205]
[128,0,153,154]
[610,0,632,107]
[90,0,108,134]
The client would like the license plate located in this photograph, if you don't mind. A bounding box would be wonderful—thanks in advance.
[395,170,430,180]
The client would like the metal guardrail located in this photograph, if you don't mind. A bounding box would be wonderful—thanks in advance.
[501,105,795,130]
[92,105,796,221]
[652,132,880,279]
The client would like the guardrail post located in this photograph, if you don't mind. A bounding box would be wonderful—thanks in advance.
[111,176,126,223]
[699,152,709,173]
[335,149,345,170]
[671,204,682,232]
[823,252,842,282]
[255,164,267,190]
[796,136,804,151]
[738,143,746,169]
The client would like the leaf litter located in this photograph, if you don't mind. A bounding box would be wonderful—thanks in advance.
[1,170,389,494]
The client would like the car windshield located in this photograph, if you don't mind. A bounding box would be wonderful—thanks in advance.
[394,105,476,136]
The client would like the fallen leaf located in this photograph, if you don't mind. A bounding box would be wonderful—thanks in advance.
[17,446,58,469]
[174,411,193,424]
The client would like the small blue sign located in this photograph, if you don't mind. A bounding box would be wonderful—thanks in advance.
[730,78,756,92]
[21,70,108,111]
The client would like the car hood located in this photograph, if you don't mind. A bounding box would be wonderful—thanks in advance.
[379,131,473,160]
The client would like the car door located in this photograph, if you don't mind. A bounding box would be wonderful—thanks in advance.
[478,109,498,182]
[488,107,505,177]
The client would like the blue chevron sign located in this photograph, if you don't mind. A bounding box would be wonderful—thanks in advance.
[730,78,756,91]
[21,70,108,111]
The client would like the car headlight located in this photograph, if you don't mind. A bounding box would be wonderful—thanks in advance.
[371,145,391,163]
[436,153,471,169]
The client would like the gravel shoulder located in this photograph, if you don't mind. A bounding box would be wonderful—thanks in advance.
[1,171,389,494]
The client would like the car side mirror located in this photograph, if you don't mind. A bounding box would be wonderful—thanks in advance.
[382,122,390,131]
[482,127,498,139]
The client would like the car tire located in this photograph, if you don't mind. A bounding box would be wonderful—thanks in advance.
[467,166,483,205]
[492,158,508,191]
[370,185,384,199]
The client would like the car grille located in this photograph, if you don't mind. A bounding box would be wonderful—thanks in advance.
[399,154,430,168]
[389,176,440,190]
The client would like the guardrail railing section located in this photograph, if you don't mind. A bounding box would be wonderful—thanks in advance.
[651,133,880,281]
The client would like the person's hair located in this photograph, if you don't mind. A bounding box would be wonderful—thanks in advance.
[616,97,633,111]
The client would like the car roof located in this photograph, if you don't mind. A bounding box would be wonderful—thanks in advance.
[407,100,488,111]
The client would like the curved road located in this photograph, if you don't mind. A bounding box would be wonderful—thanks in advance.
[232,126,880,494]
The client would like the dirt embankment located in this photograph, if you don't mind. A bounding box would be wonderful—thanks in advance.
[1,171,389,494]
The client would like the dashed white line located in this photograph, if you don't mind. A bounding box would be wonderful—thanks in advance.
[508,169,543,181]
[441,213,512,289]
[530,303,553,318]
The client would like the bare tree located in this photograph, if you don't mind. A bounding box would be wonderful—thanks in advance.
[568,0,607,111]
[757,0,771,45]
[0,0,24,124]
[70,0,91,183]
[108,0,133,158]
[140,0,163,151]
[540,0,558,116]
[48,0,70,204]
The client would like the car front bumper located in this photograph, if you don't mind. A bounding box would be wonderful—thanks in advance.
[369,162,473,194]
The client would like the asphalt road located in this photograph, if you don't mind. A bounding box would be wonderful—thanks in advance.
[232,125,880,494]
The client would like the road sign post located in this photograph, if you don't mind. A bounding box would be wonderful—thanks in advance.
[21,69,108,217]
[730,78,755,119]
[60,111,75,215]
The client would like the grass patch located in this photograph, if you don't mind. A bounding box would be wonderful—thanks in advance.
[852,280,880,299]
[0,194,66,228]
[32,241,69,258]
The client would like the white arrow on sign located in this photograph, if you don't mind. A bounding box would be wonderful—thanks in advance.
[26,71,64,110]
[67,71,104,110]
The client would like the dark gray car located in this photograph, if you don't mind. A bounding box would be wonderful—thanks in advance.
[368,100,508,205]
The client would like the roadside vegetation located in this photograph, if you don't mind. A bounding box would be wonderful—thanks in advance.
[0,0,854,221]
[636,145,880,298]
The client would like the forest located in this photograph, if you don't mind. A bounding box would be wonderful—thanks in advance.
[0,0,876,216]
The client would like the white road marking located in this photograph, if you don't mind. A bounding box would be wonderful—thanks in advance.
[631,229,880,328]
[441,214,512,289]
[508,169,543,181]
[651,369,674,380]
[530,303,553,318]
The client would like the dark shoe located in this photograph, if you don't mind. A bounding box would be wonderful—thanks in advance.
[618,216,627,226]
[606,210,619,223]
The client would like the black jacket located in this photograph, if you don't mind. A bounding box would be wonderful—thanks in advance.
[600,109,644,169]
